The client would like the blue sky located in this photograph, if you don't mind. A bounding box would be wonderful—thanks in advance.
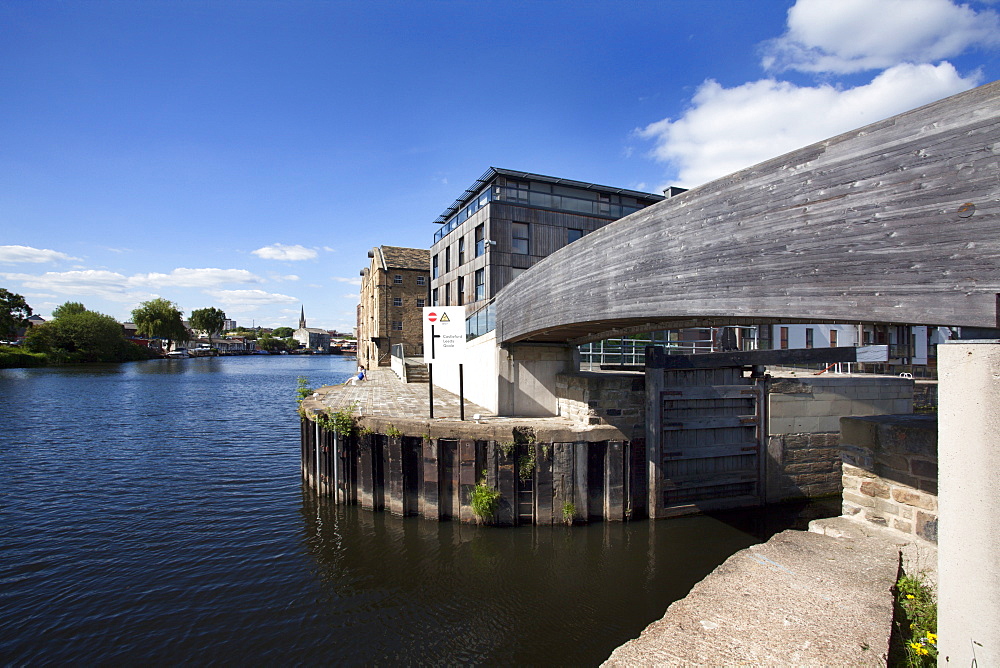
[2,0,998,333]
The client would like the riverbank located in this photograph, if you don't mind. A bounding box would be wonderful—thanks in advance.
[603,516,937,666]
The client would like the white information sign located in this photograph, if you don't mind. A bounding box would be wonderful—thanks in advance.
[422,307,466,363]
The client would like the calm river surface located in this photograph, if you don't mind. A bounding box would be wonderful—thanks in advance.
[0,355,836,665]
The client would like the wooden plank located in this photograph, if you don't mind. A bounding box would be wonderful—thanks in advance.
[458,439,476,523]
[385,436,404,515]
[663,470,761,489]
[662,416,758,430]
[663,442,760,460]
[660,385,761,400]
[604,441,625,521]
[420,438,439,520]
[535,444,553,525]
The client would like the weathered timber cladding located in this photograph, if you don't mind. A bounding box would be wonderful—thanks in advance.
[458,439,476,523]
[420,438,439,520]
[496,81,1000,343]
[301,419,651,526]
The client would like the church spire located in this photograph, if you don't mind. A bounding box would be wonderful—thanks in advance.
[299,305,306,329]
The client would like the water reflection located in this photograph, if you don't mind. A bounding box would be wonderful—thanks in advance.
[298,491,837,665]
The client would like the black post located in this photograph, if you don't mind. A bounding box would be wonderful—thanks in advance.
[428,363,434,419]
[459,363,465,421]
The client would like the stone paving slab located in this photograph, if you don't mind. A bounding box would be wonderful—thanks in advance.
[313,367,494,420]
[603,517,903,667]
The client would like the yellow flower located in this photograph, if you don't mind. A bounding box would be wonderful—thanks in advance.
[906,594,915,599]
[909,642,922,650]
[917,647,930,656]
[927,633,937,643]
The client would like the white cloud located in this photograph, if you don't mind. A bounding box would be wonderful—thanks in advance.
[270,274,300,282]
[763,0,1000,74]
[130,268,262,288]
[251,243,319,261]
[1,269,151,302]
[205,289,299,306]
[332,276,362,286]
[342,292,361,301]
[0,245,80,264]
[638,62,979,187]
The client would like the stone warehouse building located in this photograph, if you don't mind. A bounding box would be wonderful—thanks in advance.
[357,246,430,369]
[429,167,664,317]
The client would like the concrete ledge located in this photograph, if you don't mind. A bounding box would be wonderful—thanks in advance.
[603,519,901,667]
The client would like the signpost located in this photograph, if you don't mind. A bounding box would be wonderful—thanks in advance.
[422,308,467,419]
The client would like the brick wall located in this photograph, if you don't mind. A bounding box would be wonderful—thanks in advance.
[839,414,938,543]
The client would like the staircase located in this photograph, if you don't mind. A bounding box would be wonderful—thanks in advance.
[404,362,429,383]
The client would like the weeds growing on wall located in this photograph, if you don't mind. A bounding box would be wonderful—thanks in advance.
[471,470,501,522]
[296,376,313,404]
[561,502,575,525]
[890,573,937,666]
[316,402,358,437]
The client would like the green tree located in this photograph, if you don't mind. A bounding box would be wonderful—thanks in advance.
[131,298,187,351]
[25,310,152,362]
[52,301,87,319]
[189,306,227,347]
[0,288,32,340]
[257,335,285,352]
[272,326,294,338]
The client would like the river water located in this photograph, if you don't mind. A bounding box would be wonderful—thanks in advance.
[0,355,836,665]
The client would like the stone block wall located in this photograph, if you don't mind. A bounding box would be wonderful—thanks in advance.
[555,371,645,440]
[839,414,938,543]
[765,376,914,502]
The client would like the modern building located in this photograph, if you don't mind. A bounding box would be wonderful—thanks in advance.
[428,167,664,317]
[293,306,331,352]
[357,246,430,369]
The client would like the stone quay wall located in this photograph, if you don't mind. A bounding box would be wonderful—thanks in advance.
[555,371,645,440]
[839,414,938,543]
[765,376,913,503]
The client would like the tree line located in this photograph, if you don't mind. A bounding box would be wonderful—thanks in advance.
[0,288,264,366]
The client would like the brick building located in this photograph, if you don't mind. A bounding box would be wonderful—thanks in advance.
[357,246,430,368]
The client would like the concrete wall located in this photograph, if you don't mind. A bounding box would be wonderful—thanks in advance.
[938,342,1000,666]
[765,376,913,503]
[839,414,938,542]
[497,342,577,417]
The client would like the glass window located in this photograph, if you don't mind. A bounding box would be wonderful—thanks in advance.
[458,238,465,265]
[392,320,402,331]
[474,269,485,301]
[393,274,402,284]
[475,225,485,257]
[393,297,402,307]
[511,267,526,281]
[416,275,426,286]
[432,255,438,279]
[457,277,464,306]
[417,298,425,308]
[805,328,814,349]
[432,288,438,306]
[830,330,838,348]
[568,228,583,243]
[445,247,451,273]
[512,222,529,255]
[444,282,450,306]
[780,327,789,350]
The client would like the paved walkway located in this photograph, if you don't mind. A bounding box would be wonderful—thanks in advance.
[604,517,937,667]
[313,367,494,420]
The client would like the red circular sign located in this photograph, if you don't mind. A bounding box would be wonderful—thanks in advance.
[427,312,437,322]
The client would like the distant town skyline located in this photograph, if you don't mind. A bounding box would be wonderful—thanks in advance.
[2,0,998,332]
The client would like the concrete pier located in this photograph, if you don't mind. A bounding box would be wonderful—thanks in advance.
[604,517,935,667]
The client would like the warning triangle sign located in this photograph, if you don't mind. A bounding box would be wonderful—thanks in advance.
[439,313,451,322]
